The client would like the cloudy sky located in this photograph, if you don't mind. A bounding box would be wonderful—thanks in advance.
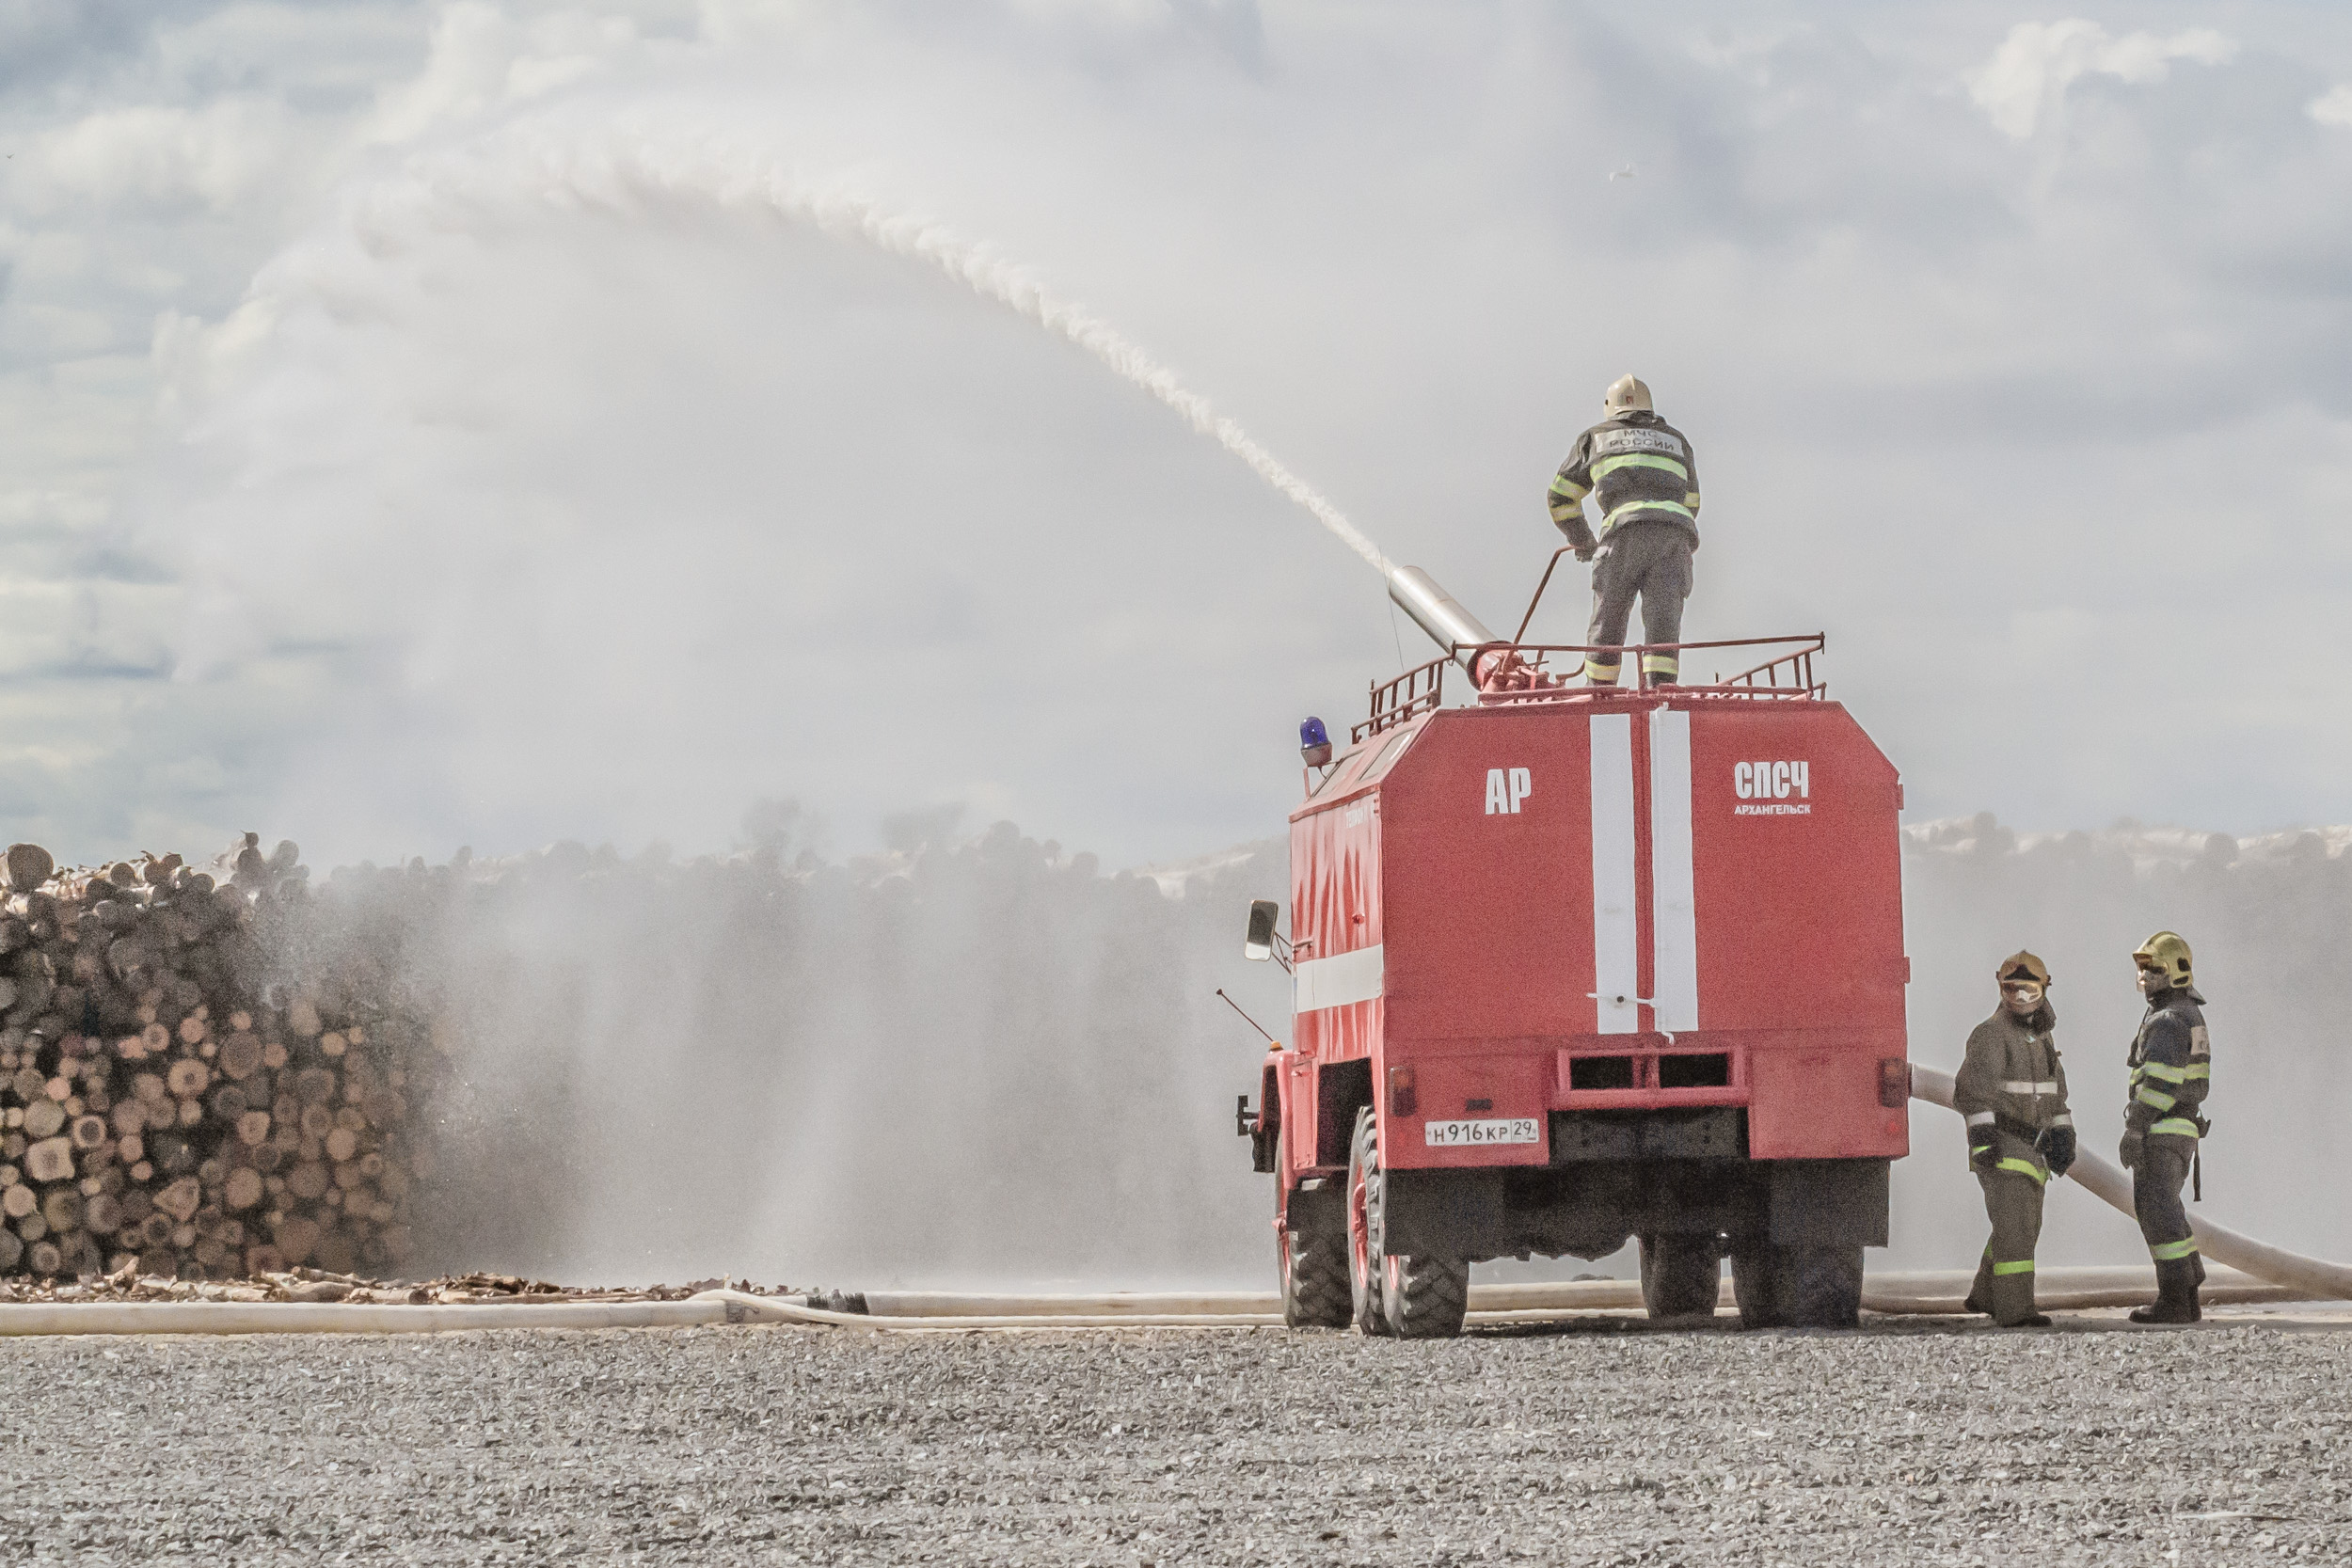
[5,0,2352,869]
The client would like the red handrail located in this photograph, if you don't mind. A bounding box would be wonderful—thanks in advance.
[1473,636,1826,704]
[1359,634,1827,734]
[1355,657,1449,742]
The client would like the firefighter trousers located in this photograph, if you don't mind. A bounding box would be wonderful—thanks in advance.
[1584,522,1692,685]
[1969,1165,2044,1324]
[2134,1136,2199,1266]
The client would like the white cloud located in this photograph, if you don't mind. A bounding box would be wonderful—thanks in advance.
[2312,84,2352,128]
[20,100,296,216]
[1967,19,2236,139]
[362,3,645,147]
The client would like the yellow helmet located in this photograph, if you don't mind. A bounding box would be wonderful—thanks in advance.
[1603,373,1653,418]
[2133,930,2194,990]
[1995,950,2050,988]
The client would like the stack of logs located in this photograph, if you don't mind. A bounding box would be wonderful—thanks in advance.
[0,836,432,1280]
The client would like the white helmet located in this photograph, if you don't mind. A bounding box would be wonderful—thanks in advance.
[1603,373,1653,418]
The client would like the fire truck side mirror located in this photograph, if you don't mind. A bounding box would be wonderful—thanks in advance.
[1245,900,1280,961]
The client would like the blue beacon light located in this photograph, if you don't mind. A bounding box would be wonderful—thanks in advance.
[1299,717,1333,768]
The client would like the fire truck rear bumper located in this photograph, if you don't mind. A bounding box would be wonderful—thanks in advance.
[1379,1148,1888,1265]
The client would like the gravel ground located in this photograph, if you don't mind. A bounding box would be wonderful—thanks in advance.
[2,1309,2347,1566]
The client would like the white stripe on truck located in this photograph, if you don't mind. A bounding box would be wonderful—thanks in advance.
[1589,713,1640,1034]
[1295,943,1384,1011]
[1646,706,1700,1034]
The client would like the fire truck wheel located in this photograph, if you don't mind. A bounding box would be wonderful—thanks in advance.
[1728,1243,1791,1329]
[1785,1244,1865,1329]
[1637,1234,1722,1320]
[1277,1132,1350,1329]
[1345,1108,1394,1337]
[1381,1253,1469,1338]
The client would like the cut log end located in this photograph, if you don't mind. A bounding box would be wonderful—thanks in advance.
[24,1138,74,1184]
[223,1168,264,1212]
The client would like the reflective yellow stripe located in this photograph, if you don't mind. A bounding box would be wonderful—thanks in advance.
[1549,477,1590,500]
[1603,498,1695,527]
[1994,1157,2046,1184]
[2139,1061,2189,1084]
[2136,1086,2176,1110]
[2150,1238,2200,1261]
[2183,1063,2210,1080]
[1591,453,1688,482]
[1583,658,1620,685]
[1683,491,1701,509]
[1640,654,1679,674]
[2151,1117,2201,1138]
[1992,1259,2036,1276]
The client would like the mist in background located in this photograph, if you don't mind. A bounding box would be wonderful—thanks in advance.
[318,811,2349,1289]
[325,815,1296,1288]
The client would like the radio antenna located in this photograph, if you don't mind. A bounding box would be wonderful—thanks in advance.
[1215,989,1278,1045]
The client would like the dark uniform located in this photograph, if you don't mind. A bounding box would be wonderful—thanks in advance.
[1953,999,2073,1325]
[1546,413,1701,686]
[2122,982,2211,1321]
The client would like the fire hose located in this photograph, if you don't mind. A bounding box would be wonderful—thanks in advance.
[0,1069,2340,1336]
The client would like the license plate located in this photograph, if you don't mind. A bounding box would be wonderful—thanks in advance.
[1423,1117,1540,1148]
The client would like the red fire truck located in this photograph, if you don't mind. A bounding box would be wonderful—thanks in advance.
[1239,559,1909,1336]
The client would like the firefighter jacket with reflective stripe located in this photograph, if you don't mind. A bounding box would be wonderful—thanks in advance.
[2126,987,2211,1139]
[1548,413,1702,551]
[1955,1003,2071,1177]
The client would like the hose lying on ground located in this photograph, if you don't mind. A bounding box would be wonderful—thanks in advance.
[0,1265,2312,1337]
[1909,1064,2352,1302]
[864,1274,2302,1321]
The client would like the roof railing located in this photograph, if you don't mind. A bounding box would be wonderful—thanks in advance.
[1359,633,1826,736]
[1477,634,1827,705]
[1355,657,1448,742]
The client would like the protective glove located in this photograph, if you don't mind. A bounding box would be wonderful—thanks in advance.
[2118,1128,2143,1171]
[1969,1132,1998,1172]
[2036,1125,2076,1179]
[1574,544,1597,563]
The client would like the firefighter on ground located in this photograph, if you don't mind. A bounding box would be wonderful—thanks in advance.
[2121,930,2211,1324]
[1547,374,1701,687]
[1954,951,2076,1327]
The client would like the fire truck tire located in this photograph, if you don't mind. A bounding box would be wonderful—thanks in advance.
[1785,1243,1865,1329]
[1345,1109,1394,1337]
[1637,1234,1722,1320]
[1382,1254,1470,1338]
[1729,1243,1791,1329]
[1277,1133,1350,1330]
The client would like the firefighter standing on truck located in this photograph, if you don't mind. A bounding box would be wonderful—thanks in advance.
[1954,951,2076,1327]
[2121,930,2211,1324]
[1546,374,1701,688]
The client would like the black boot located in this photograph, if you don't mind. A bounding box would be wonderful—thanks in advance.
[2129,1258,2201,1324]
